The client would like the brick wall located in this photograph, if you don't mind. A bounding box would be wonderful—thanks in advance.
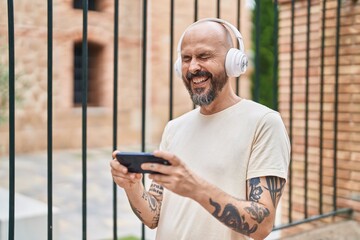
[0,0,252,154]
[278,0,360,234]
[0,0,144,153]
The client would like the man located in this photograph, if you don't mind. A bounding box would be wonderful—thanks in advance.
[110,18,290,240]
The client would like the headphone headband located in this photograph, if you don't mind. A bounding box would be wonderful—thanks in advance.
[176,18,245,54]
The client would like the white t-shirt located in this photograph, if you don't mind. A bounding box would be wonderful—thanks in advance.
[155,99,290,240]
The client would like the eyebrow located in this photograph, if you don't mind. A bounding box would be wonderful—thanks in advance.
[182,48,214,56]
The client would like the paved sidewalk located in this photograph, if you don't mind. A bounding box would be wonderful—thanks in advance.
[0,148,156,240]
[282,220,360,240]
[1,148,358,240]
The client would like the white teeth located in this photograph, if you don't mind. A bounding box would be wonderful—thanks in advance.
[193,77,208,84]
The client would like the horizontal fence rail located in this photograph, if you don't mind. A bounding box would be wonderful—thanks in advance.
[3,0,354,239]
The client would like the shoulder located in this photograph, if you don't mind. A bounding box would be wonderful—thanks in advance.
[235,99,282,125]
[241,99,277,117]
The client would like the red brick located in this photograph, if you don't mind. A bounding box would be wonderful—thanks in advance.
[351,171,360,181]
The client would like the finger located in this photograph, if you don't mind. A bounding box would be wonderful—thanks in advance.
[148,173,171,185]
[110,159,128,174]
[153,150,180,166]
[111,168,137,181]
[141,160,173,175]
[113,175,137,186]
[141,162,171,175]
[112,150,120,159]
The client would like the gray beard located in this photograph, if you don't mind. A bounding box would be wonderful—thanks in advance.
[184,70,228,106]
[190,87,217,106]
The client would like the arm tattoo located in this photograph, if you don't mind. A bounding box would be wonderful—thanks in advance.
[130,202,144,222]
[149,183,164,196]
[130,187,162,227]
[248,177,263,202]
[264,176,286,207]
[151,213,160,228]
[141,190,157,212]
[141,190,159,227]
[210,198,257,236]
[147,183,164,228]
[245,202,270,223]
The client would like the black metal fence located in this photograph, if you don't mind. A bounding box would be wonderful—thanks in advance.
[4,0,353,239]
[274,0,353,232]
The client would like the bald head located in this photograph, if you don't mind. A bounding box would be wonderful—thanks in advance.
[181,21,234,52]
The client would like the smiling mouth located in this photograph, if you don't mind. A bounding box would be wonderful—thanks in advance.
[186,71,212,85]
[192,77,209,85]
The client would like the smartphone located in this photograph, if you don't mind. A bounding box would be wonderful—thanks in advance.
[116,152,170,174]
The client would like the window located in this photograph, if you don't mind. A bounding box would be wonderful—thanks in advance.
[73,0,98,11]
[73,42,104,107]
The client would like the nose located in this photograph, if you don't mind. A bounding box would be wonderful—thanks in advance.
[188,58,201,74]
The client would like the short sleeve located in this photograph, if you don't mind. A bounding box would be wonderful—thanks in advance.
[247,112,291,180]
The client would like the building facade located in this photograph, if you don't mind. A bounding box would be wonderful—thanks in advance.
[0,0,252,154]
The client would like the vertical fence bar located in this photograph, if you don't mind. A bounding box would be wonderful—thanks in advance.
[333,0,341,212]
[141,0,148,239]
[112,0,119,239]
[216,0,220,18]
[288,0,295,223]
[304,0,311,219]
[47,0,53,239]
[236,0,241,96]
[169,0,174,121]
[192,0,198,110]
[273,0,278,111]
[254,0,260,102]
[81,0,88,239]
[194,0,198,21]
[319,0,327,215]
[7,0,15,239]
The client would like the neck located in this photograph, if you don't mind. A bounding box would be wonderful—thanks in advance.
[200,89,241,115]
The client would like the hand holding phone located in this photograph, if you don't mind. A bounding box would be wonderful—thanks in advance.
[116,152,170,174]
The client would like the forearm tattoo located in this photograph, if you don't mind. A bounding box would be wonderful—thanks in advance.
[149,183,164,197]
[265,176,286,207]
[210,198,257,236]
[140,192,158,228]
[130,202,144,222]
[245,202,270,223]
[147,183,164,228]
[209,177,286,235]
[130,184,163,228]
[141,190,157,212]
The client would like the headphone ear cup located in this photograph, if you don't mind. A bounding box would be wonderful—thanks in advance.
[174,57,182,78]
[225,48,248,77]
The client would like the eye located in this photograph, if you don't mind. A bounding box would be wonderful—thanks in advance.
[198,54,210,60]
[182,55,191,63]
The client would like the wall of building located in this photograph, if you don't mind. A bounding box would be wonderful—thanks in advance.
[0,0,252,155]
[278,0,360,233]
[0,0,142,153]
